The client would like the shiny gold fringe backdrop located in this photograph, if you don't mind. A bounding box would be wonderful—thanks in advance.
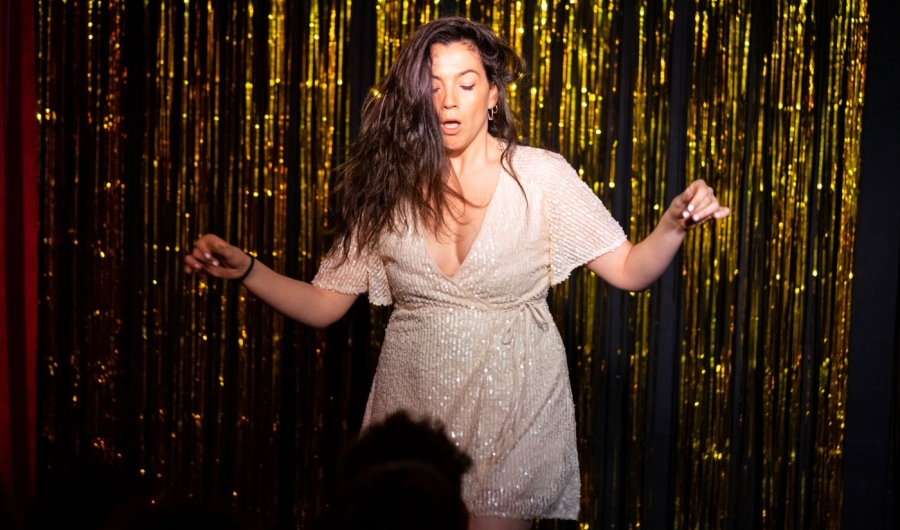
[37,0,129,469]
[36,0,867,528]
[677,0,866,529]
[38,0,355,524]
[676,1,751,526]
[623,1,674,526]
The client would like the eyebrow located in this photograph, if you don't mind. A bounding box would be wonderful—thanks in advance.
[431,69,481,80]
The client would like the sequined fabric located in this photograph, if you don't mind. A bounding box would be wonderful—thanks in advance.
[313,146,626,519]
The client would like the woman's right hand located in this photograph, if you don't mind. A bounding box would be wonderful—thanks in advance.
[184,234,254,281]
[183,234,358,327]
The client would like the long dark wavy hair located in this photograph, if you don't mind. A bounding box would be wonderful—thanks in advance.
[331,16,528,261]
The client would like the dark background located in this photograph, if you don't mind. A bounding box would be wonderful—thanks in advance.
[843,0,900,528]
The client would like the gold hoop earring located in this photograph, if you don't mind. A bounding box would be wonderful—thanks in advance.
[488,105,498,121]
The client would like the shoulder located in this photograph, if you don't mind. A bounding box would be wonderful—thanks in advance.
[508,145,580,189]
[510,144,570,169]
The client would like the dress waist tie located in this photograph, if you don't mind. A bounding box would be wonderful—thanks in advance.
[488,300,552,465]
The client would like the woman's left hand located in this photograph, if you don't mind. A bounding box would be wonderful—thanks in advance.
[668,179,730,230]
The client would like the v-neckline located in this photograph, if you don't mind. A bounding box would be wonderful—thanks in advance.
[422,168,506,281]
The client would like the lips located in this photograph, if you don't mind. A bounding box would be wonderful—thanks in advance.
[441,119,461,134]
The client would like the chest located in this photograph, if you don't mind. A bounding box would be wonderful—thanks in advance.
[381,175,549,289]
[424,170,502,278]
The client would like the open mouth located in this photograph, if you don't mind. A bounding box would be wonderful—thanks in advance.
[441,120,461,134]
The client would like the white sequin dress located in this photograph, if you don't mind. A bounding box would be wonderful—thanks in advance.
[313,146,626,519]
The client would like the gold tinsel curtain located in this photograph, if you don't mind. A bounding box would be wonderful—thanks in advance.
[36,0,866,528]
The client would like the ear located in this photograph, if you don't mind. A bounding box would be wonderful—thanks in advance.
[489,84,499,108]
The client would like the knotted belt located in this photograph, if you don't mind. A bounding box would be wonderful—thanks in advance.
[470,299,554,471]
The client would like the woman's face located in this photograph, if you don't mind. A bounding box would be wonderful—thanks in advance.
[430,41,499,157]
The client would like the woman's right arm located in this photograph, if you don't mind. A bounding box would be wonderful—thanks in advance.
[184,234,358,328]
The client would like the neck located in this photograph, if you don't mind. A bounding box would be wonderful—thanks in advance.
[447,133,500,180]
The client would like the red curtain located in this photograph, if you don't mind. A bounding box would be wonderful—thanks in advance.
[0,0,38,502]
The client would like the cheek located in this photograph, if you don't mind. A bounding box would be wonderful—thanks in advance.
[466,91,490,113]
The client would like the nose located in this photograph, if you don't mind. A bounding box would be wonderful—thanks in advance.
[440,89,457,109]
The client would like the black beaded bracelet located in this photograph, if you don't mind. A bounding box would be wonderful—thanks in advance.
[236,254,255,283]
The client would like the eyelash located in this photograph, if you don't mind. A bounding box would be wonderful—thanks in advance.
[433,85,476,93]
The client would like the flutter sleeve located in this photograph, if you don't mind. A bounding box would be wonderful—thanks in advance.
[541,152,628,285]
[311,238,393,306]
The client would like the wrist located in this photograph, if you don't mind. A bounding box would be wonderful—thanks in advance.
[236,254,255,283]
[662,210,690,235]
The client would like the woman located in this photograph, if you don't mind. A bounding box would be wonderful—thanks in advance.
[185,17,728,530]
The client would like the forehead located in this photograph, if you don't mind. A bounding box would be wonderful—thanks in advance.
[430,41,485,75]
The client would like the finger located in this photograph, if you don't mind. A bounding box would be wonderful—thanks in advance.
[193,234,227,261]
[186,252,239,280]
[184,255,206,273]
[204,234,230,256]
[679,180,709,218]
[192,246,218,267]
[687,206,731,229]
[706,206,730,221]
[196,236,231,268]
[691,197,721,222]
[685,189,716,220]
[192,237,212,263]
[205,236,242,267]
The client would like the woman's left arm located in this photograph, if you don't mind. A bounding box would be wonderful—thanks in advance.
[587,179,730,291]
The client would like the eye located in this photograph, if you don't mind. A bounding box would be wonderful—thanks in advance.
[461,85,475,91]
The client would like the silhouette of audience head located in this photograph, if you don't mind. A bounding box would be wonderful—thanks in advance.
[324,410,472,529]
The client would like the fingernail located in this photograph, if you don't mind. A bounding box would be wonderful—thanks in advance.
[205,253,212,259]
[193,263,202,269]
[688,204,695,212]
[212,260,219,267]
[693,214,700,222]
[682,211,690,218]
